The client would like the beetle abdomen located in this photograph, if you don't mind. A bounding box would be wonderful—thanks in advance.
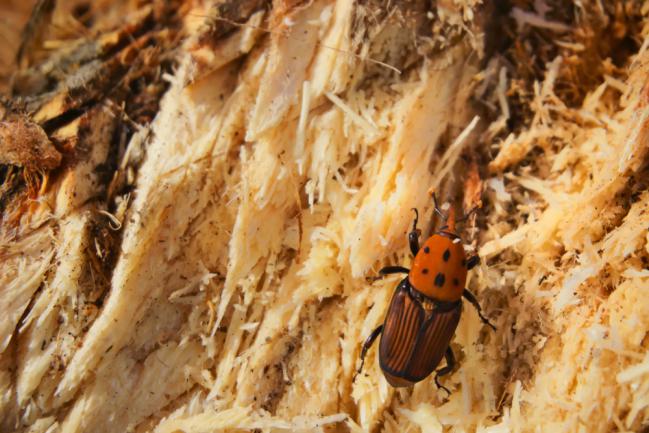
[378,279,461,387]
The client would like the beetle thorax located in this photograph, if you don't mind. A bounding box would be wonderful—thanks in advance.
[408,233,467,302]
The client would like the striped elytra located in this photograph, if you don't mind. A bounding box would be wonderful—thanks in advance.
[378,278,461,387]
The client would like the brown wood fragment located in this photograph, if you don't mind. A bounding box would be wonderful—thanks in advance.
[15,0,56,67]
[0,118,60,171]
[463,159,483,213]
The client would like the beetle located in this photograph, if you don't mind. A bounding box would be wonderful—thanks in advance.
[355,196,495,393]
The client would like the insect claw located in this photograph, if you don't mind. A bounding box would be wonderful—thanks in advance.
[434,376,451,397]
[458,205,480,223]
[352,361,364,383]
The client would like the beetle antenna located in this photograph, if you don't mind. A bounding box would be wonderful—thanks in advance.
[457,205,479,223]
[432,193,445,219]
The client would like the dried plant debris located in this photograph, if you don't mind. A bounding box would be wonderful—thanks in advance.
[0,0,184,232]
[2,1,649,433]
[0,116,60,202]
[14,0,57,68]
[0,118,61,170]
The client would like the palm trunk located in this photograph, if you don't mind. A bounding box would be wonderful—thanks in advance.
[2,1,649,432]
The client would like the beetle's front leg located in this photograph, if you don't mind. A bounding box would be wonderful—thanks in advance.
[369,266,408,282]
[434,347,455,396]
[354,325,383,381]
[462,289,496,330]
[379,266,410,276]
[409,208,421,255]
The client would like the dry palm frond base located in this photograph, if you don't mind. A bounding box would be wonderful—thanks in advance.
[1,1,649,432]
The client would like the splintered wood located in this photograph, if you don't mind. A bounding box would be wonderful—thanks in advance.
[1,1,649,432]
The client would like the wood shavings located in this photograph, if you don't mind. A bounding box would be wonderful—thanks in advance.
[429,115,480,192]
[325,91,378,135]
[97,210,122,231]
[510,8,571,33]
[295,80,311,174]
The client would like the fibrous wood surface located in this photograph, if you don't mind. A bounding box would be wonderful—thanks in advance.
[1,1,649,432]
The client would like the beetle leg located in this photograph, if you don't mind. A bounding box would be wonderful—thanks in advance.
[408,208,421,255]
[462,289,496,331]
[434,347,455,396]
[354,325,384,381]
[466,255,480,270]
[379,266,410,276]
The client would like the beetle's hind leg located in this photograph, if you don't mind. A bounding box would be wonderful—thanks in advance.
[463,289,496,330]
[434,347,455,396]
[354,325,383,382]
